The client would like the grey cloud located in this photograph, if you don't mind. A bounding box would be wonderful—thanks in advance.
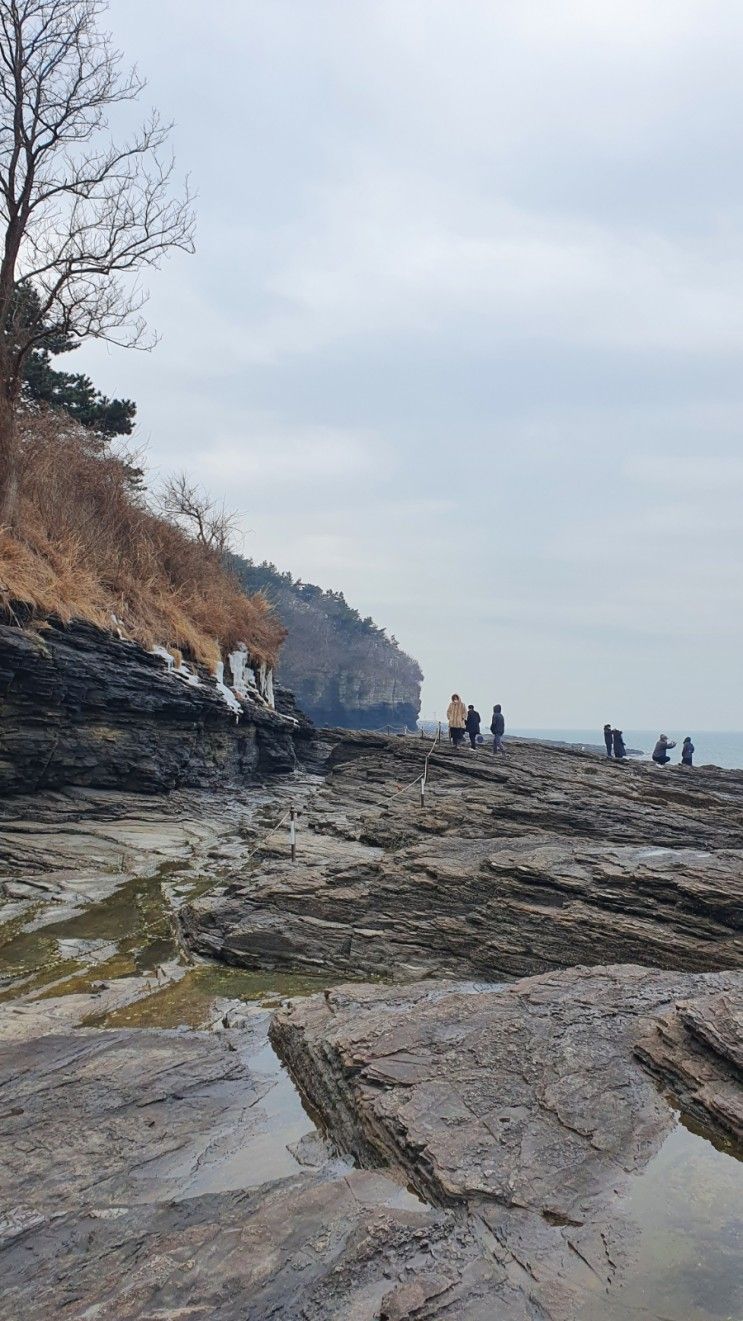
[76,0,743,726]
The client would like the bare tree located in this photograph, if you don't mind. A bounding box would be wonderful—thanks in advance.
[158,472,239,556]
[0,0,195,524]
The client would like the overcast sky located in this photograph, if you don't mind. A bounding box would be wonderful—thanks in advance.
[80,1,743,727]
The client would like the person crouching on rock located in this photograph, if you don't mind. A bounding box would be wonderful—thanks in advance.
[491,704,506,753]
[465,704,481,749]
[447,694,467,748]
[612,728,626,760]
[681,736,695,767]
[603,724,613,757]
[652,734,676,765]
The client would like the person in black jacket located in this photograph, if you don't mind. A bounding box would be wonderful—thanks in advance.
[681,737,695,766]
[465,704,481,749]
[612,728,626,760]
[491,704,506,753]
[603,724,613,757]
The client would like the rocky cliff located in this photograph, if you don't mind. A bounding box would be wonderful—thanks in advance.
[228,556,423,729]
[0,618,313,795]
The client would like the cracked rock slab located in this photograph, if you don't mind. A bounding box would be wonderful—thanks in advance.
[0,1023,530,1320]
[272,964,743,1318]
[185,831,743,981]
[1,1172,529,1321]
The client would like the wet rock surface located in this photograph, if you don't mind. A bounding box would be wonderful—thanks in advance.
[1,732,742,1318]
[3,1170,514,1321]
[0,773,324,1038]
[1,1025,282,1211]
[273,965,743,1319]
[0,618,313,795]
[0,1016,519,1321]
[184,732,743,979]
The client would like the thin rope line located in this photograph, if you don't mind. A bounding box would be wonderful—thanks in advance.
[196,808,292,898]
[197,730,442,901]
[384,728,441,802]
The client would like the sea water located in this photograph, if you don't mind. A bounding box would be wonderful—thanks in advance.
[417,723,743,768]
[510,729,743,770]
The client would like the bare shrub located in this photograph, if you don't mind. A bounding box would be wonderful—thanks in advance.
[158,473,240,554]
[0,408,284,668]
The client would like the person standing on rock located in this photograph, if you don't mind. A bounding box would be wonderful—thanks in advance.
[490,704,506,754]
[603,724,613,757]
[612,728,626,760]
[465,704,481,749]
[447,694,467,748]
[652,734,676,765]
[681,736,695,767]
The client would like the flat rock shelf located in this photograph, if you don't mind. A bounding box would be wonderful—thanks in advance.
[1,730,741,1318]
[272,965,743,1320]
[183,732,743,979]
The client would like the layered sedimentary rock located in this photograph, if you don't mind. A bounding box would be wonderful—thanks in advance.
[320,732,743,849]
[273,965,743,1319]
[635,987,743,1137]
[0,619,313,794]
[184,732,743,979]
[0,1020,516,1320]
[5,968,740,1320]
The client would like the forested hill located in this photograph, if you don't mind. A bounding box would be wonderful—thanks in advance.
[227,556,423,729]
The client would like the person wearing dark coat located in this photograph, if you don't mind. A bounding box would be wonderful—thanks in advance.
[681,737,695,767]
[490,704,506,753]
[652,734,676,765]
[603,724,613,757]
[465,705,481,749]
[612,728,626,759]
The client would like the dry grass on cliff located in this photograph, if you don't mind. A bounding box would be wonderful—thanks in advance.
[0,410,285,669]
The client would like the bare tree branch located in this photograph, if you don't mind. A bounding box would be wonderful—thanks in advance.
[157,473,240,556]
[0,0,196,523]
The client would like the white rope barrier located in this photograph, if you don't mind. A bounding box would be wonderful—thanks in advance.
[199,729,442,903]
[196,808,293,899]
[383,727,441,808]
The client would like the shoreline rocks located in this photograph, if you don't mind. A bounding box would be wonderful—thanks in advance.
[0,619,316,795]
[183,733,743,981]
[272,965,743,1318]
[0,1015,513,1320]
[0,733,741,1319]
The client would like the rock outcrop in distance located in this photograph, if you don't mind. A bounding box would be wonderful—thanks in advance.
[183,731,743,980]
[0,618,315,795]
[228,555,423,729]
